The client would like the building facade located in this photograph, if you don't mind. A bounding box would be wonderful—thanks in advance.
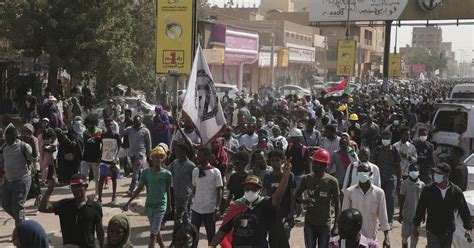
[412,27,443,55]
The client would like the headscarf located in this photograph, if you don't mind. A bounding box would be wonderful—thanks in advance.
[212,138,228,167]
[16,220,49,248]
[151,105,171,147]
[105,214,132,248]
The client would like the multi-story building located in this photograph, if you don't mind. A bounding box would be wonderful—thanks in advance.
[412,27,443,55]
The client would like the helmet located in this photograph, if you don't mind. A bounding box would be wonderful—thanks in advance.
[338,105,346,111]
[311,149,330,164]
[348,98,354,103]
[349,113,359,121]
[289,128,303,138]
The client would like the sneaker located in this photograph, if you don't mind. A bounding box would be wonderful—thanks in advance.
[111,197,117,206]
[126,190,133,196]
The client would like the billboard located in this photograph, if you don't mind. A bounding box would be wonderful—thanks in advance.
[156,0,194,74]
[311,0,409,22]
[389,53,401,77]
[311,0,474,22]
[336,40,356,77]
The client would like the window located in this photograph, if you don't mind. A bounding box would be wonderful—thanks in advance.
[327,50,337,61]
[433,110,467,133]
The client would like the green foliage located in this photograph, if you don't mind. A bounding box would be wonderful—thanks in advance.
[405,48,447,73]
[0,0,158,96]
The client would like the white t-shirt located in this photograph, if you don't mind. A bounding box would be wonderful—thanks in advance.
[191,167,223,214]
[240,134,258,151]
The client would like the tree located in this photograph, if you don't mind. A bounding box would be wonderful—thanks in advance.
[405,47,447,74]
[0,0,158,96]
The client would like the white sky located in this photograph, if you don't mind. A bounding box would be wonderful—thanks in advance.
[207,0,474,62]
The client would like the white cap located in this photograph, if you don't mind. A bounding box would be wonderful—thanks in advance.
[289,128,303,138]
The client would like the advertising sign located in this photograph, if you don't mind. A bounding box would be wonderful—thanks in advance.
[258,52,278,67]
[278,48,289,68]
[336,40,356,77]
[310,0,409,22]
[156,0,194,74]
[224,29,259,65]
[286,43,315,63]
[389,53,401,77]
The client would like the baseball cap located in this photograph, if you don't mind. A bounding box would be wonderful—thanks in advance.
[70,173,88,186]
[431,163,451,175]
[242,175,262,188]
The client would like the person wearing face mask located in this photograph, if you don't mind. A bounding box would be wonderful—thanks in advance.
[398,164,425,248]
[329,208,380,248]
[342,148,381,190]
[413,163,472,247]
[262,117,275,139]
[384,115,403,144]
[342,163,391,248]
[209,161,292,248]
[370,130,401,225]
[123,146,171,248]
[295,148,340,248]
[412,128,435,184]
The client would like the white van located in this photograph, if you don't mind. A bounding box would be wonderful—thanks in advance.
[431,85,474,160]
[450,83,474,99]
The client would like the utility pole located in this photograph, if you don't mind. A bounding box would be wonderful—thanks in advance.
[270,19,276,87]
[383,21,393,81]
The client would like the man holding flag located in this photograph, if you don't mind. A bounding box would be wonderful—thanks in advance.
[209,158,292,248]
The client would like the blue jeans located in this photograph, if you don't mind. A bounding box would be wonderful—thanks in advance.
[381,177,397,223]
[304,223,330,248]
[2,175,31,225]
[128,155,145,192]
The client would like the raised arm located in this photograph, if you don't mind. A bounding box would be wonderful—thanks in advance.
[272,158,292,207]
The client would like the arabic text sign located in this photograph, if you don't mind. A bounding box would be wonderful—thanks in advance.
[310,0,409,22]
[389,53,401,77]
[156,0,194,74]
[336,40,356,77]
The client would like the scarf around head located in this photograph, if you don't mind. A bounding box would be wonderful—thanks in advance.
[105,214,133,248]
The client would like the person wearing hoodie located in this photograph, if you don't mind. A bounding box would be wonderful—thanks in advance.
[105,214,133,248]
[12,219,49,248]
[123,115,151,195]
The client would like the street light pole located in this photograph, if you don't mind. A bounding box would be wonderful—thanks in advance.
[270,20,276,87]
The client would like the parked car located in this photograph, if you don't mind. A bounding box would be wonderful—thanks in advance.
[453,190,474,247]
[92,96,155,118]
[278,85,311,97]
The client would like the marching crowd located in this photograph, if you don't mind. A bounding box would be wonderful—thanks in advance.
[0,79,473,248]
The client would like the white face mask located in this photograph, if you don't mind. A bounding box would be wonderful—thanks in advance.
[357,172,371,183]
[381,139,391,146]
[419,136,428,142]
[244,190,259,203]
[267,121,274,127]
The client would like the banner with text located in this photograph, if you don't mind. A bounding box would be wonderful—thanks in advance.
[156,0,194,74]
[389,53,401,77]
[336,40,356,77]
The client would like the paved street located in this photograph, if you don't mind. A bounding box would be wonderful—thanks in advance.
[0,178,428,247]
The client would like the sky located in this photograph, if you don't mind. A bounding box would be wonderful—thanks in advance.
[207,0,474,62]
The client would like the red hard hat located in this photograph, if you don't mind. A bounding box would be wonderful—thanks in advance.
[311,148,330,164]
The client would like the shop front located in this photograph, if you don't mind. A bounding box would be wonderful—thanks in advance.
[285,43,316,87]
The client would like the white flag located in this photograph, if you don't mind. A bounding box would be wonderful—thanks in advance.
[181,44,226,145]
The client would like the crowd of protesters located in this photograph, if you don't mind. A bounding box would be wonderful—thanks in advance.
[0,79,473,248]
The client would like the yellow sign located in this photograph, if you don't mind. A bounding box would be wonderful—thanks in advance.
[336,40,356,76]
[156,0,194,74]
[278,48,289,68]
[389,53,401,77]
